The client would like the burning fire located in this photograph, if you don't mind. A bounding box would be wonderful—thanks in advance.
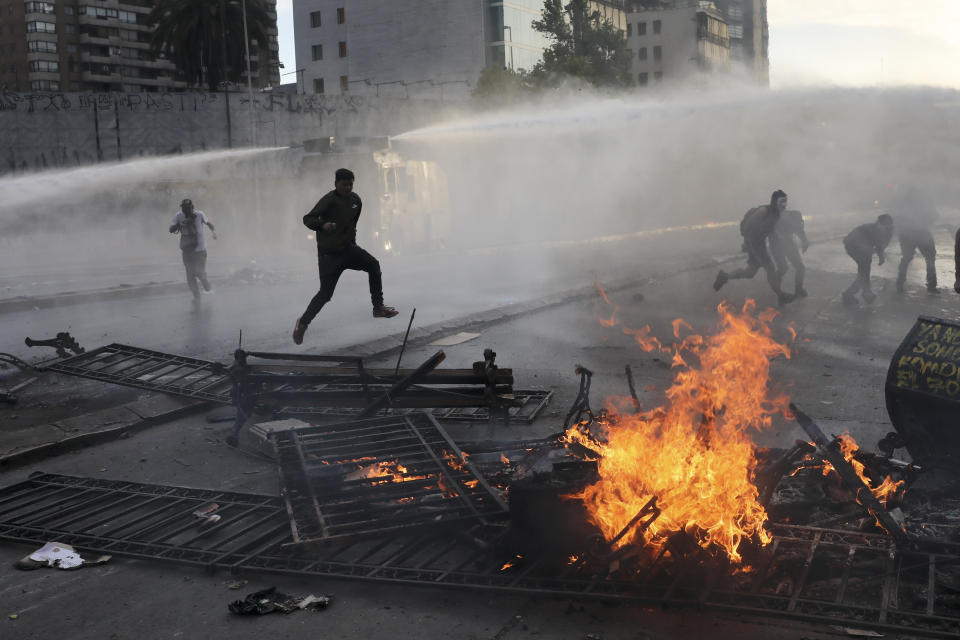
[824,432,904,506]
[569,298,792,563]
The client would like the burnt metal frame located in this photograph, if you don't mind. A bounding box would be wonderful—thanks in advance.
[0,473,958,638]
[274,412,510,544]
[35,343,550,424]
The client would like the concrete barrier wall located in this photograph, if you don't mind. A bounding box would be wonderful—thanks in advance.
[0,90,449,174]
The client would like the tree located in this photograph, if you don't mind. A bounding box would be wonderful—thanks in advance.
[531,0,633,88]
[148,0,271,91]
[472,66,536,104]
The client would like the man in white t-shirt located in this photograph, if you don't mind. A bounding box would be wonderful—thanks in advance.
[169,198,216,300]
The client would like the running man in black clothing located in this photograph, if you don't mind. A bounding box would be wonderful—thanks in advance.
[841,214,894,306]
[293,168,398,345]
[713,189,795,305]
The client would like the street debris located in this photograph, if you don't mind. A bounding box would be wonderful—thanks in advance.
[15,542,110,570]
[428,331,481,346]
[228,587,331,615]
[192,504,221,526]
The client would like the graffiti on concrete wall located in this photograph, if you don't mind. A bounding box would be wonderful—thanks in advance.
[0,90,440,175]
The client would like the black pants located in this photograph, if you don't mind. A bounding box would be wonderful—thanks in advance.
[771,236,805,291]
[300,244,383,325]
[182,250,210,298]
[897,228,936,289]
[844,242,873,296]
[728,238,783,295]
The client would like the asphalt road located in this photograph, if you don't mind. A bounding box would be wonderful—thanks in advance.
[0,222,957,640]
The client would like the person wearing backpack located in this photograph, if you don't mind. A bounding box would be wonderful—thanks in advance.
[169,198,216,301]
[713,189,795,306]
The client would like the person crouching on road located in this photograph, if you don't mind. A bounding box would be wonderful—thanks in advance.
[292,168,398,345]
[842,214,894,306]
[713,189,795,306]
[169,198,215,301]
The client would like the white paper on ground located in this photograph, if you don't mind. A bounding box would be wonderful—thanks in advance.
[428,332,481,347]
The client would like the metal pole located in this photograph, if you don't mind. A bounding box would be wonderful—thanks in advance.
[394,307,416,376]
[241,0,255,147]
[218,0,232,147]
[240,0,262,239]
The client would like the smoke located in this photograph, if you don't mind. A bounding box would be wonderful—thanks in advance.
[392,85,960,252]
[1,85,957,300]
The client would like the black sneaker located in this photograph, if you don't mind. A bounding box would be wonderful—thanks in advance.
[373,305,399,318]
[292,317,307,345]
[796,287,808,298]
[713,270,728,291]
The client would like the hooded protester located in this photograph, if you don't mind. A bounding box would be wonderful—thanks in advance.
[842,214,894,305]
[713,189,795,305]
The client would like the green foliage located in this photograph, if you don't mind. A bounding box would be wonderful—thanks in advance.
[149,0,271,91]
[531,0,633,88]
[472,66,535,103]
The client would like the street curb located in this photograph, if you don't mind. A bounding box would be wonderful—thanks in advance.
[325,231,850,364]
[0,396,210,469]
[0,278,228,315]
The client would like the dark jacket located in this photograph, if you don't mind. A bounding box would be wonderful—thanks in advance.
[955,228,959,281]
[740,205,780,243]
[303,190,362,252]
[844,222,893,261]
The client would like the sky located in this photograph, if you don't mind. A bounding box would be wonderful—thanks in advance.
[273,0,960,89]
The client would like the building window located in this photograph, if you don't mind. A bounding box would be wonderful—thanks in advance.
[654,71,663,82]
[340,75,348,91]
[31,79,59,90]
[314,77,324,93]
[26,21,56,33]
[27,40,57,53]
[338,41,346,57]
[311,44,323,60]
[638,22,646,36]
[653,20,661,34]
[639,47,647,60]
[25,2,55,14]
[626,23,631,37]
[638,72,648,86]
[653,45,661,60]
[30,59,59,72]
[310,11,321,28]
[64,5,74,15]
[337,7,345,24]
[65,24,76,34]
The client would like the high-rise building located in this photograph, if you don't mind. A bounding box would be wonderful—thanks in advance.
[0,1,280,93]
[626,1,729,88]
[293,0,629,97]
[710,0,767,84]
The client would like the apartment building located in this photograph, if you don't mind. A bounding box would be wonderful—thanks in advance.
[711,0,767,84]
[293,0,629,97]
[0,1,280,93]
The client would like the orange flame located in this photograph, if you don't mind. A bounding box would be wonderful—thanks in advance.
[568,300,791,563]
[829,432,904,506]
